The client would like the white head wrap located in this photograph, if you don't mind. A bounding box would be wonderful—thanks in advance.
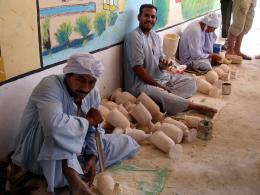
[63,53,104,78]
[201,13,221,28]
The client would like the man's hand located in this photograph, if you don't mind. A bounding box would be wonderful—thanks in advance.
[83,155,97,186]
[209,53,222,65]
[86,108,103,127]
[159,59,173,70]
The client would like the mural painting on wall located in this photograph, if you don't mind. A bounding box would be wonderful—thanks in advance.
[38,0,152,66]
[181,0,220,19]
[37,0,219,68]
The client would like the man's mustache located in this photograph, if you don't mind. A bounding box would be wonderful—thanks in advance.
[75,90,88,96]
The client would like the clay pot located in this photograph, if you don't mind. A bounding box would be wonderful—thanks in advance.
[205,70,219,85]
[219,64,230,73]
[156,122,183,144]
[96,173,115,195]
[99,105,110,120]
[110,88,122,101]
[117,104,132,122]
[226,54,242,64]
[149,130,183,159]
[129,102,153,129]
[125,128,151,143]
[115,92,136,105]
[196,77,213,95]
[102,101,118,110]
[214,67,225,78]
[106,108,130,129]
[136,92,160,117]
[184,115,202,128]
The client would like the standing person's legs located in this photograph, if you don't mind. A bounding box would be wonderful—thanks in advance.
[221,0,233,38]
[234,1,256,60]
[226,0,249,56]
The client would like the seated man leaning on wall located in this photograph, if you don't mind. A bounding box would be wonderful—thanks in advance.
[124,4,217,116]
[178,13,222,72]
[10,53,139,194]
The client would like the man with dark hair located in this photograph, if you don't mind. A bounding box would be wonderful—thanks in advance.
[124,4,217,116]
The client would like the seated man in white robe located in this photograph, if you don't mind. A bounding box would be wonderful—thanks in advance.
[124,4,217,116]
[179,13,222,72]
[11,53,139,194]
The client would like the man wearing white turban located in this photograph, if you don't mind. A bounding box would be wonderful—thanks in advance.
[11,53,139,194]
[179,13,222,72]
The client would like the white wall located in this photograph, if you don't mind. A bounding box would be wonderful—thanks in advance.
[0,22,193,158]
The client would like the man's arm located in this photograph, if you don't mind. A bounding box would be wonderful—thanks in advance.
[133,65,170,91]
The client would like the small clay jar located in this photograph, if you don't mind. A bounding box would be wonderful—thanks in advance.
[205,70,219,85]
[106,108,130,129]
[196,77,213,95]
[96,172,115,195]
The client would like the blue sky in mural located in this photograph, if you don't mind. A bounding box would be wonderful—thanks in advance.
[40,3,96,17]
[42,0,152,66]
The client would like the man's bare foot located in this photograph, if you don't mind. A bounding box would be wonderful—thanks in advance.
[236,52,252,60]
[187,103,217,118]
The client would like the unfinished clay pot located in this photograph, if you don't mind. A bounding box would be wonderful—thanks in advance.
[157,122,183,144]
[117,104,132,122]
[151,111,165,123]
[205,70,219,85]
[129,102,155,130]
[163,33,180,60]
[184,115,202,128]
[226,54,242,64]
[125,128,151,143]
[219,56,232,64]
[163,117,197,143]
[196,77,213,95]
[219,64,230,73]
[163,117,189,136]
[99,105,110,120]
[149,130,183,159]
[230,68,238,79]
[214,67,225,78]
[115,92,136,105]
[124,102,136,112]
[183,128,198,143]
[96,172,115,195]
[102,101,118,110]
[110,88,122,101]
[221,72,231,81]
[135,124,151,133]
[208,86,221,98]
[106,108,130,129]
[136,92,160,117]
